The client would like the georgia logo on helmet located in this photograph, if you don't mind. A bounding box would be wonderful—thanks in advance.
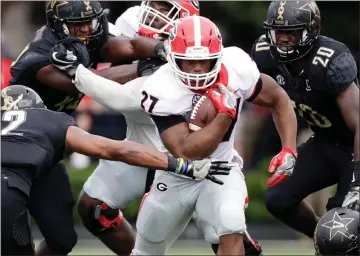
[167,15,223,90]
[138,1,200,40]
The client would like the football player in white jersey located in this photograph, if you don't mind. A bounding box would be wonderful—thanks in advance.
[133,16,298,255]
[73,1,201,255]
[51,2,267,255]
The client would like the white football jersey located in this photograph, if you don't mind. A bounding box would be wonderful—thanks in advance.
[115,5,140,37]
[140,46,260,162]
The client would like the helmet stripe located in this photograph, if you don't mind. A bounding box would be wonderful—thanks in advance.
[193,15,201,47]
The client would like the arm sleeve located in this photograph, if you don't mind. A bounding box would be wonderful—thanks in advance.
[150,114,187,134]
[74,64,142,112]
[326,51,358,95]
[246,77,263,102]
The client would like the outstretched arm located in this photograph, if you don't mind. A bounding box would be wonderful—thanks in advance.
[74,64,143,112]
[100,35,164,64]
[65,126,231,184]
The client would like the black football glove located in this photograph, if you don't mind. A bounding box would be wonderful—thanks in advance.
[50,36,91,77]
[154,41,167,62]
[137,57,167,77]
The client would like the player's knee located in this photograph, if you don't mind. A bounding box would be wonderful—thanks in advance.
[78,199,123,236]
[45,228,77,254]
[218,199,246,235]
[265,187,297,216]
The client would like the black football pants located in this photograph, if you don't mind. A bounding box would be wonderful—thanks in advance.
[265,136,354,238]
[28,162,77,254]
[1,170,34,255]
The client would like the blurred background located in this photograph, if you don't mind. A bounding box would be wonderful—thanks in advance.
[1,1,359,255]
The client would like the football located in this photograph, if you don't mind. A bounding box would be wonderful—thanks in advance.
[189,92,218,132]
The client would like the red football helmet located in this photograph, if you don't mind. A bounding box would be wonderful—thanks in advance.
[166,16,223,90]
[138,1,199,39]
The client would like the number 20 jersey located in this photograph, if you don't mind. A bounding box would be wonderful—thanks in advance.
[251,35,358,145]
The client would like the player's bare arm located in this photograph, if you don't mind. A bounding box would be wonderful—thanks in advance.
[337,83,360,162]
[251,73,298,152]
[100,35,164,64]
[155,113,233,160]
[250,73,298,187]
[65,125,230,182]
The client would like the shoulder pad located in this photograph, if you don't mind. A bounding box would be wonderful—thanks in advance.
[108,22,121,37]
[326,51,358,95]
[223,47,260,99]
[115,6,140,37]
[250,34,274,73]
[140,64,193,116]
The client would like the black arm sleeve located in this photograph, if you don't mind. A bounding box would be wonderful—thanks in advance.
[326,51,358,95]
[150,114,187,134]
[246,77,263,102]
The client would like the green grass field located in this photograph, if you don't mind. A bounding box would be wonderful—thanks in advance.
[35,238,315,255]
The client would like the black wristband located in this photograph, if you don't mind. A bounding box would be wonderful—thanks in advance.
[354,161,360,182]
[166,155,179,173]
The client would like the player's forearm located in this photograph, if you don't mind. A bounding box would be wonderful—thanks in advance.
[107,141,190,174]
[181,114,232,159]
[270,91,298,151]
[129,37,162,59]
[95,63,138,84]
[74,64,139,112]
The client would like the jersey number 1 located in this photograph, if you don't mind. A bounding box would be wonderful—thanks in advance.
[1,110,27,136]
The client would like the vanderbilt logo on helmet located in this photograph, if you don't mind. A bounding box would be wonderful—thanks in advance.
[83,0,92,11]
[276,0,287,24]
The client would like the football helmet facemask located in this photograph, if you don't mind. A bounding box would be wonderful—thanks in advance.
[46,0,109,52]
[138,1,199,40]
[166,15,223,90]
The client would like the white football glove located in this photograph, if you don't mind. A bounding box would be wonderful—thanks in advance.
[342,185,360,211]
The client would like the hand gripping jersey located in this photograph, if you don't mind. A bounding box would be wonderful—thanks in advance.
[251,35,358,145]
[140,46,261,163]
[10,22,119,114]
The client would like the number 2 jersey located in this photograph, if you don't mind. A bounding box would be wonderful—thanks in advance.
[251,35,358,146]
[140,47,262,163]
[1,108,77,194]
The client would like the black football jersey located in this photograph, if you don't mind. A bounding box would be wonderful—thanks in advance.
[1,108,77,185]
[10,26,88,114]
[251,35,358,146]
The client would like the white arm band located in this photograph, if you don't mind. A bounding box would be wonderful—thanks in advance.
[74,64,140,112]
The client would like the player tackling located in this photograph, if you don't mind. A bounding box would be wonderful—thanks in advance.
[1,85,231,255]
